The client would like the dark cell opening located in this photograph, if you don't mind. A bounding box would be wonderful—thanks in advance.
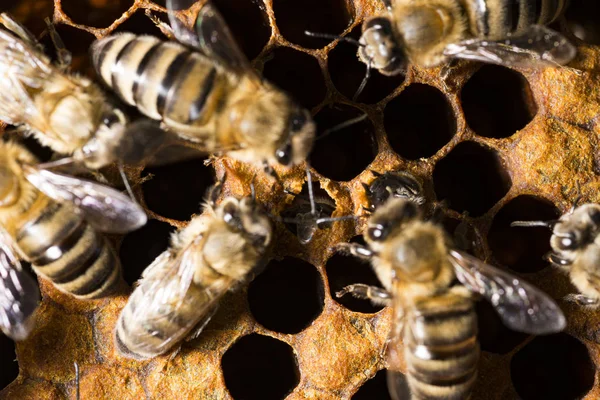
[488,195,559,274]
[385,83,456,160]
[476,301,528,355]
[119,219,174,286]
[38,24,96,75]
[511,333,594,400]
[327,26,404,103]
[310,104,377,181]
[0,1,19,12]
[461,65,537,139]
[0,334,18,390]
[352,369,393,400]
[112,9,164,36]
[222,334,300,400]
[281,180,336,244]
[263,47,326,109]
[248,257,324,334]
[565,0,600,45]
[326,236,386,313]
[210,0,271,61]
[61,0,133,28]
[273,0,353,49]
[142,156,214,221]
[433,141,511,217]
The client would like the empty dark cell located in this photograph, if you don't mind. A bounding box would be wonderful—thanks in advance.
[461,65,537,139]
[0,334,18,390]
[326,237,386,314]
[211,0,271,61]
[263,47,326,109]
[142,156,214,221]
[18,135,53,163]
[113,10,164,36]
[248,257,324,334]
[488,195,559,274]
[476,301,528,355]
[565,0,600,45]
[273,0,353,49]
[511,333,594,400]
[385,83,455,160]
[119,219,174,286]
[327,26,404,103]
[432,141,511,217]
[62,0,133,28]
[39,24,96,75]
[222,334,299,400]
[0,1,19,12]
[310,105,377,181]
[352,369,393,400]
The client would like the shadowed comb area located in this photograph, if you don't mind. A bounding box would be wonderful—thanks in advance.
[0,0,600,399]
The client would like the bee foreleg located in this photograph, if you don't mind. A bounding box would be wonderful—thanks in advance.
[144,10,176,40]
[336,284,392,306]
[564,293,599,308]
[334,242,374,261]
[44,17,72,70]
[186,304,219,342]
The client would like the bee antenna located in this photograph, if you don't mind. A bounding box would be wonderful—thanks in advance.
[510,220,557,229]
[74,361,80,400]
[118,163,137,202]
[353,57,371,101]
[36,156,77,170]
[315,215,358,226]
[304,31,363,48]
[318,113,368,142]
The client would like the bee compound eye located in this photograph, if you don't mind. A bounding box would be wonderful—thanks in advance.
[367,224,386,241]
[275,143,292,166]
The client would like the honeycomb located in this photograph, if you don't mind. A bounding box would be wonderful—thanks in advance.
[1,0,600,399]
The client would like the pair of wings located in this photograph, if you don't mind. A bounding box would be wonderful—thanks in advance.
[386,249,566,399]
[165,0,258,77]
[0,165,146,340]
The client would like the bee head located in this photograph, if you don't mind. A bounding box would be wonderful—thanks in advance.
[367,171,425,210]
[359,17,408,76]
[366,198,420,243]
[551,204,600,253]
[220,197,272,250]
[275,109,315,167]
[74,108,128,169]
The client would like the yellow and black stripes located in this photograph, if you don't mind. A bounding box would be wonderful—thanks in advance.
[92,33,224,128]
[404,293,479,399]
[15,200,120,299]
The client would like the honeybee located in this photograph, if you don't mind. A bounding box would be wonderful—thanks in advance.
[0,141,146,299]
[358,0,576,75]
[512,204,600,307]
[115,184,272,359]
[336,198,565,399]
[0,13,167,170]
[90,0,315,171]
[364,170,425,211]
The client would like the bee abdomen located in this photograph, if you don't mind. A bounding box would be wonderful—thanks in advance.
[470,0,568,38]
[16,202,120,299]
[92,33,222,126]
[405,294,479,399]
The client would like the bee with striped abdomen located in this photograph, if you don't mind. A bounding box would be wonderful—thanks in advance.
[115,183,272,359]
[336,198,565,399]
[90,0,315,171]
[358,0,576,75]
[513,203,600,307]
[364,170,426,211]
[0,13,167,170]
[0,141,146,299]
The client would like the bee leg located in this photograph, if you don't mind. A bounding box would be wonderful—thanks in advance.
[334,242,374,261]
[0,13,38,45]
[207,175,227,207]
[336,284,392,306]
[186,305,219,342]
[44,17,72,70]
[564,293,599,308]
[144,10,176,40]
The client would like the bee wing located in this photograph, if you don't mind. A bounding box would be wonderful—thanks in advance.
[449,250,566,334]
[167,0,252,73]
[387,370,411,400]
[0,226,39,341]
[23,165,147,234]
[443,25,576,68]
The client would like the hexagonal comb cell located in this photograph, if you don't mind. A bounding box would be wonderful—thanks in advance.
[61,0,133,28]
[384,83,456,160]
[352,369,393,400]
[476,301,528,355]
[433,141,511,217]
[248,257,324,334]
[222,334,299,399]
[461,65,537,139]
[0,335,18,390]
[565,1,600,44]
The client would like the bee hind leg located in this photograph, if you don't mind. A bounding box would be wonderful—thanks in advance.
[336,284,392,306]
[334,242,374,261]
[44,17,72,70]
[564,293,599,308]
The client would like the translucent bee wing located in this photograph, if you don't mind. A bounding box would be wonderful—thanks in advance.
[443,25,576,68]
[449,249,566,334]
[167,0,252,73]
[0,226,39,341]
[23,165,147,234]
[387,369,411,400]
